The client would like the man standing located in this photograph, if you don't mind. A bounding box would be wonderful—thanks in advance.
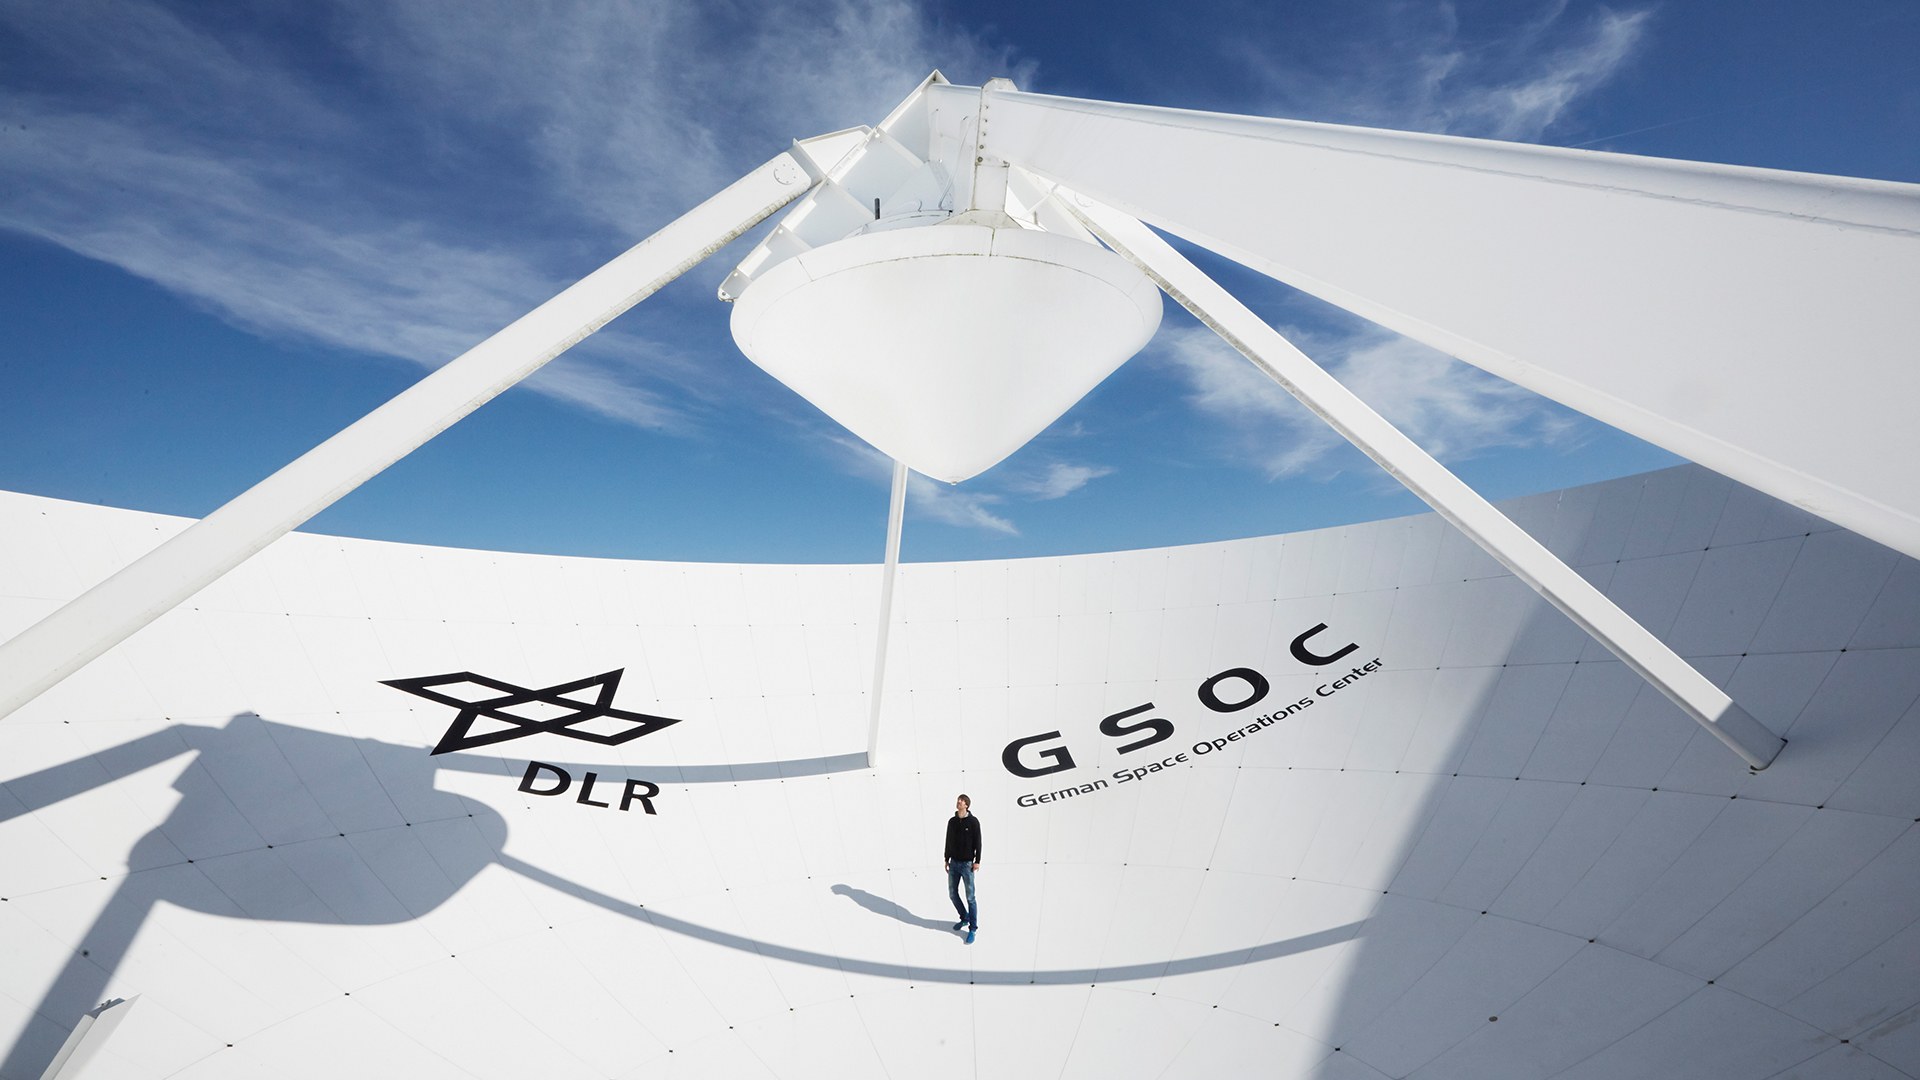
[945,794,981,943]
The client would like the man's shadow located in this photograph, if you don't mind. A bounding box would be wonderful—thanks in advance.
[830,884,954,931]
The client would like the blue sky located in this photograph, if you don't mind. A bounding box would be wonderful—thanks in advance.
[2,0,1915,564]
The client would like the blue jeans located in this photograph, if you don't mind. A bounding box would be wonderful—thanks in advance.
[947,858,977,929]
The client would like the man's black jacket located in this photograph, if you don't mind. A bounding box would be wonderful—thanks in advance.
[945,813,981,863]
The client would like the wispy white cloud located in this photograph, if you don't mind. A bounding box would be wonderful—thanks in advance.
[908,473,1019,535]
[523,359,685,431]
[810,428,1123,532]
[821,434,1019,535]
[1001,461,1116,500]
[1,109,557,361]
[332,0,1034,233]
[1246,2,1653,141]
[1154,324,1580,482]
[1440,7,1652,140]
[805,427,1121,534]
[0,0,1027,425]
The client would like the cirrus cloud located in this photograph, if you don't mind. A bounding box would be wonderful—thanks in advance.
[1154,322,1581,482]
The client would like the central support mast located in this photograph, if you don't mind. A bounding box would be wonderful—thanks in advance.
[867,460,909,766]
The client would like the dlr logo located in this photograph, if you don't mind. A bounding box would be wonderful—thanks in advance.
[518,760,661,814]
[1001,622,1356,779]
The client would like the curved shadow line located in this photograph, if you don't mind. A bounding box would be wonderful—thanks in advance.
[437,751,870,784]
[0,724,871,798]
[501,854,1363,986]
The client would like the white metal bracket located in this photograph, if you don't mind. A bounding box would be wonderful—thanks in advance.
[40,996,137,1080]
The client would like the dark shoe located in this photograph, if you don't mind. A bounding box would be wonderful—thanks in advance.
[953,920,967,931]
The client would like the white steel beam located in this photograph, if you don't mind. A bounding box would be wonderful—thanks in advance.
[1058,187,1784,769]
[866,460,909,767]
[983,88,1920,561]
[0,154,812,723]
[39,996,136,1080]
